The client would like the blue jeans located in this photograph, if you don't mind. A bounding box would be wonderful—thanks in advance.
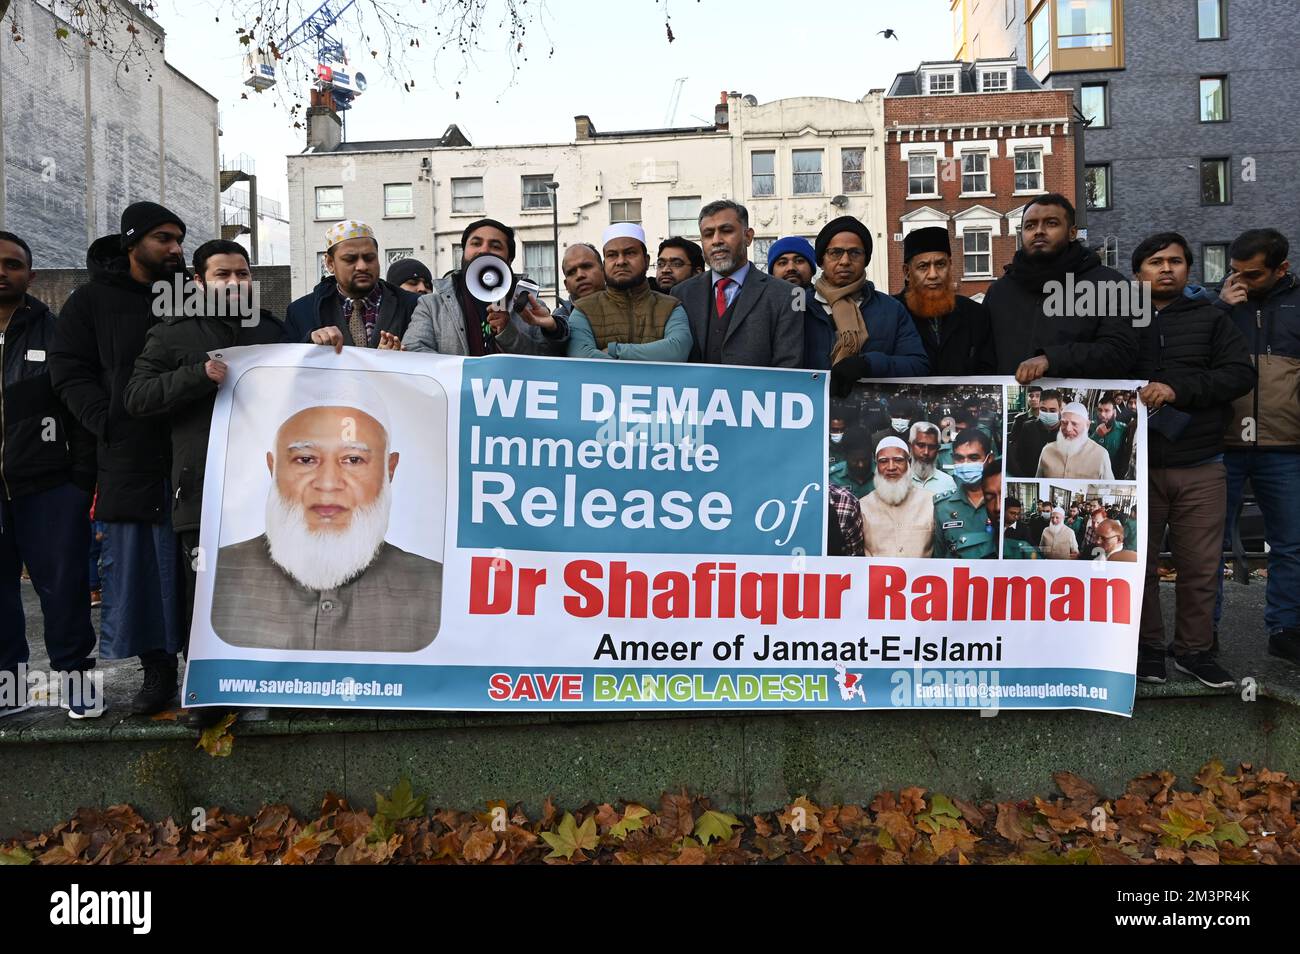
[1217,450,1300,633]
[0,483,97,673]
[98,517,184,661]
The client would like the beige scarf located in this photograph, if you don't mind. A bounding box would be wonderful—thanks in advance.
[815,274,868,365]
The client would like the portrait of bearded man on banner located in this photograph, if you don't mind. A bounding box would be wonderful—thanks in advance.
[211,372,443,652]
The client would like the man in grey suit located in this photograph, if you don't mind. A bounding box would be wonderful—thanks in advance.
[211,374,442,653]
[669,200,804,368]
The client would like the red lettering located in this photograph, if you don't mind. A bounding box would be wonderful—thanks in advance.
[513,673,538,701]
[912,574,946,621]
[824,574,851,618]
[608,561,649,618]
[469,555,513,614]
[487,672,511,700]
[515,567,546,616]
[992,575,1047,620]
[740,572,778,625]
[1090,577,1129,624]
[560,674,583,701]
[951,567,988,621]
[868,565,907,620]
[652,571,691,619]
[1050,577,1085,621]
[563,560,604,617]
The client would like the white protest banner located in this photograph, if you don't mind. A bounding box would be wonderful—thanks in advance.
[182,346,1145,715]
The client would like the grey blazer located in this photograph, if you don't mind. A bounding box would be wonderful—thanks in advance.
[401,276,568,356]
[670,266,804,368]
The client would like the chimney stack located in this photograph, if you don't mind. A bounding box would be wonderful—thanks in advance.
[574,114,596,139]
[715,91,729,128]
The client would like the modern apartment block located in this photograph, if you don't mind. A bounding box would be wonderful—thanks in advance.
[884,59,1077,299]
[952,0,1300,284]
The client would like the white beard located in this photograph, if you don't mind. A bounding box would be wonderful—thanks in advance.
[874,470,913,507]
[264,480,392,591]
[1055,429,1091,456]
[912,459,935,481]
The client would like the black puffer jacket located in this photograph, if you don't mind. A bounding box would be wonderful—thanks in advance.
[1135,295,1256,468]
[123,308,284,532]
[50,234,173,523]
[1,294,96,500]
[983,244,1138,377]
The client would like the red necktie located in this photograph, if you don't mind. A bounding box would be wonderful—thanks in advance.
[714,277,732,317]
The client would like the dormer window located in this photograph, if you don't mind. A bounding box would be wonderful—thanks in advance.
[980,69,1010,92]
[926,72,957,95]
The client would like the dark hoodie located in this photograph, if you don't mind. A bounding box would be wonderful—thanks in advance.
[49,234,173,523]
[124,306,284,532]
[1,294,96,500]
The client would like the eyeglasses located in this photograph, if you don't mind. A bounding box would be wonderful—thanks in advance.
[656,258,689,269]
[824,248,866,262]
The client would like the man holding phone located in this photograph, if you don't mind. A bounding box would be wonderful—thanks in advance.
[1215,229,1300,667]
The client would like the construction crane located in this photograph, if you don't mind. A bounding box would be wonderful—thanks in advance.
[664,77,687,127]
[244,0,367,112]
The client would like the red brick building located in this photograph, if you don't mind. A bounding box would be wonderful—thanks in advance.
[883,59,1077,299]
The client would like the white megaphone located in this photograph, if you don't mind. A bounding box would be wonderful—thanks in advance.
[464,254,540,314]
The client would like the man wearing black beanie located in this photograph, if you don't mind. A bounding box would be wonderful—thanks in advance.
[401,217,568,356]
[386,257,434,295]
[807,215,929,393]
[50,201,190,715]
[894,226,994,376]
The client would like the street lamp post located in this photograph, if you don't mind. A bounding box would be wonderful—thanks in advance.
[545,181,560,308]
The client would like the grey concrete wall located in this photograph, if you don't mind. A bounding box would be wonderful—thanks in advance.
[0,0,219,267]
[1054,0,1300,282]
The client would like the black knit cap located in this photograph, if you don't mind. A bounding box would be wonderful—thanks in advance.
[903,226,952,263]
[386,257,433,288]
[120,201,186,251]
[815,215,873,266]
[460,218,516,263]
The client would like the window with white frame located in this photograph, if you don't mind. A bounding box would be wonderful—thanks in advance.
[315,186,343,219]
[451,243,463,267]
[927,72,956,95]
[751,151,775,196]
[316,251,329,277]
[668,196,701,237]
[908,152,938,197]
[1101,236,1120,269]
[980,70,1010,92]
[610,198,642,224]
[841,148,865,193]
[792,150,823,194]
[1203,243,1228,284]
[386,248,412,267]
[1014,148,1044,192]
[521,175,553,210]
[963,229,992,277]
[523,242,556,290]
[961,151,990,193]
[384,183,413,217]
[451,177,484,213]
[752,238,775,272]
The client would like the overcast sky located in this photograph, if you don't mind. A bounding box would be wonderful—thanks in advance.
[151,0,954,204]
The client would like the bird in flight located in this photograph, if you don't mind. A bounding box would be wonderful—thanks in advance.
[878,29,899,40]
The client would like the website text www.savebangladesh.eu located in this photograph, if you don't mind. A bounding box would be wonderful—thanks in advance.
[217,678,403,700]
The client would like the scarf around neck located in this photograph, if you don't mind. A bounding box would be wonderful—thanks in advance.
[814,273,868,365]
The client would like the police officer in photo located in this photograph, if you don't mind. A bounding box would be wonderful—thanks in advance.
[931,428,996,560]
[980,461,1040,560]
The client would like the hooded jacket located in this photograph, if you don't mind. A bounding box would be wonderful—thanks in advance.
[895,291,995,376]
[282,275,420,346]
[49,234,172,523]
[123,307,284,532]
[1,294,96,500]
[1221,272,1300,451]
[983,243,1138,377]
[1135,294,1256,468]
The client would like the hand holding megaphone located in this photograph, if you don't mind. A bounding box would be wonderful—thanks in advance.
[465,253,554,331]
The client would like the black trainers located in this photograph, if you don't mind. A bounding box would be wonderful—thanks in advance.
[1173,651,1236,689]
[1136,646,1167,684]
[131,655,179,715]
[1268,629,1300,667]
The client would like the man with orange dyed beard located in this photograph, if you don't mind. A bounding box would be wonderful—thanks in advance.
[895,227,994,376]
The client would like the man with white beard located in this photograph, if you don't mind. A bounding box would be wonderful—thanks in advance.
[210,376,442,652]
[1036,401,1114,480]
[908,422,956,497]
[1038,507,1080,560]
[860,437,934,558]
